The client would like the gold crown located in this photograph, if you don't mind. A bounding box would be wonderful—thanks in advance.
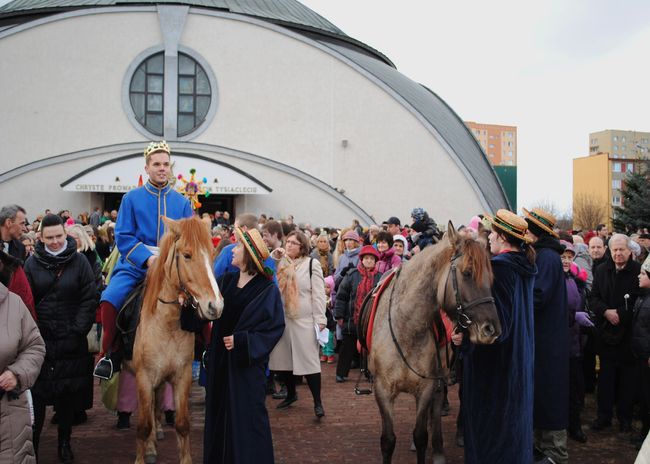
[143,140,170,159]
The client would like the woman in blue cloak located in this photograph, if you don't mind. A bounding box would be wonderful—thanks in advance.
[454,210,537,464]
[203,227,285,464]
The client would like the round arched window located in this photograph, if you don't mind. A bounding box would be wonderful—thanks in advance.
[177,53,212,137]
[128,51,213,138]
[129,52,164,136]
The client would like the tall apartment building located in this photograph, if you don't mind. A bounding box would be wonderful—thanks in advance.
[465,121,518,209]
[465,121,517,166]
[573,129,650,230]
[589,129,650,158]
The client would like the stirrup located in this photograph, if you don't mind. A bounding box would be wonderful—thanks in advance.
[93,356,114,380]
[354,368,373,395]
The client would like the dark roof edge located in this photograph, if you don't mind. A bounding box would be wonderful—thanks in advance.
[287,28,395,68]
[0,4,394,67]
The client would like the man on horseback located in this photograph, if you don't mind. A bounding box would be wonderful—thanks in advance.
[99,141,193,357]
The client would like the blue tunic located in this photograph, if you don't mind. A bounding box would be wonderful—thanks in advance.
[462,251,537,464]
[101,181,192,309]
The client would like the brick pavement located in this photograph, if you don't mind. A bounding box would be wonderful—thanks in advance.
[37,362,641,463]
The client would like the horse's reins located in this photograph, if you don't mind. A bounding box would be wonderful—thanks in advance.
[387,252,494,387]
[157,239,199,311]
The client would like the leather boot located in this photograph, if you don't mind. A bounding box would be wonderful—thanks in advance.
[58,440,74,463]
[100,301,118,355]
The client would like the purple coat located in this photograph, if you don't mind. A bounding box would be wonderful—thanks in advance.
[376,248,401,274]
[565,274,583,358]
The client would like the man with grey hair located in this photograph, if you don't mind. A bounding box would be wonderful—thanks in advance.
[589,233,641,434]
[0,204,27,261]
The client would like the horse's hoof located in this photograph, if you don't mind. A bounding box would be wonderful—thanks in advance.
[409,440,416,452]
[156,429,164,440]
[145,454,157,464]
[432,454,447,464]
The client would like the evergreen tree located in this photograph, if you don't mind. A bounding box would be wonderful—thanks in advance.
[612,161,650,233]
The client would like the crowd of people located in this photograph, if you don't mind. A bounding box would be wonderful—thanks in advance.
[1,141,649,464]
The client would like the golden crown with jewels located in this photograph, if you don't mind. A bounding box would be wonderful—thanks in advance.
[143,140,171,159]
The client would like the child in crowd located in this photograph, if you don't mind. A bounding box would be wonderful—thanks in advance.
[334,246,382,382]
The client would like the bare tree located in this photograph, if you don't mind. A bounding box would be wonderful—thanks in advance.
[529,200,560,219]
[528,200,572,232]
[573,194,607,231]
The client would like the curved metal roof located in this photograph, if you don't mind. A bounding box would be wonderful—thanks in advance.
[0,0,393,65]
[0,0,336,36]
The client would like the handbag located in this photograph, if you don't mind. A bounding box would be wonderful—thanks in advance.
[86,323,101,353]
[100,372,120,412]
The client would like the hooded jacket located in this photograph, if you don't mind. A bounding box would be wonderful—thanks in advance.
[24,237,97,407]
[0,282,45,464]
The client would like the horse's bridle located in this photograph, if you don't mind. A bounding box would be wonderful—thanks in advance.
[158,239,199,311]
[386,251,495,386]
[446,252,495,331]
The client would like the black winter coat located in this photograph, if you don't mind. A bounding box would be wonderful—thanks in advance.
[632,289,650,361]
[588,256,640,363]
[24,237,97,407]
[334,268,382,335]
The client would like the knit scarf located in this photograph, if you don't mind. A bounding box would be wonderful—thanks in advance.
[354,262,378,324]
[276,256,299,319]
[317,249,329,276]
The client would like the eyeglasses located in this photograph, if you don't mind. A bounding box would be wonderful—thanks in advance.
[286,240,302,246]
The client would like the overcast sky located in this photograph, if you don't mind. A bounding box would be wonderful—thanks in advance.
[301,0,650,215]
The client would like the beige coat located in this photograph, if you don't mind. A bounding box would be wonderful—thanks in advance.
[0,284,45,464]
[270,257,327,375]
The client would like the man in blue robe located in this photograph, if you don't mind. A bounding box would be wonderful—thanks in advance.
[100,141,193,355]
[524,207,569,464]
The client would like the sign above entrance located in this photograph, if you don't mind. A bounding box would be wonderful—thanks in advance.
[61,153,271,195]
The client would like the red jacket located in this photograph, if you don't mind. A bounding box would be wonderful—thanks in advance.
[9,266,36,320]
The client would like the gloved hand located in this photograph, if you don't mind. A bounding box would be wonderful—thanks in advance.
[340,262,355,277]
[575,311,594,328]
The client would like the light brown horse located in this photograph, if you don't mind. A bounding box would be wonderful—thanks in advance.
[368,222,501,464]
[131,217,223,464]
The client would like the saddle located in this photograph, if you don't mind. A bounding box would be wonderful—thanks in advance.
[94,283,144,380]
[356,267,454,355]
[357,268,398,354]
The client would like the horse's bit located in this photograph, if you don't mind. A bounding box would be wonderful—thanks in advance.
[158,239,199,311]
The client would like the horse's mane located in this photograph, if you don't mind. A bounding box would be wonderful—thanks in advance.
[458,237,493,286]
[142,217,212,314]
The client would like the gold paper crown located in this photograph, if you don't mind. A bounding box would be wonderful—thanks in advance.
[143,140,170,159]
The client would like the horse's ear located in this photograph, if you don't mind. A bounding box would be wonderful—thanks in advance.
[446,221,458,245]
[162,216,181,236]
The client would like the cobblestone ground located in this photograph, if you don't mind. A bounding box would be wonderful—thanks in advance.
[37,363,641,463]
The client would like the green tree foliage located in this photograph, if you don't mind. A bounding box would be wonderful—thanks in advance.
[612,161,650,233]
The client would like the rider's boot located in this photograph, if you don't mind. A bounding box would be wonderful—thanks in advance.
[100,301,118,355]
